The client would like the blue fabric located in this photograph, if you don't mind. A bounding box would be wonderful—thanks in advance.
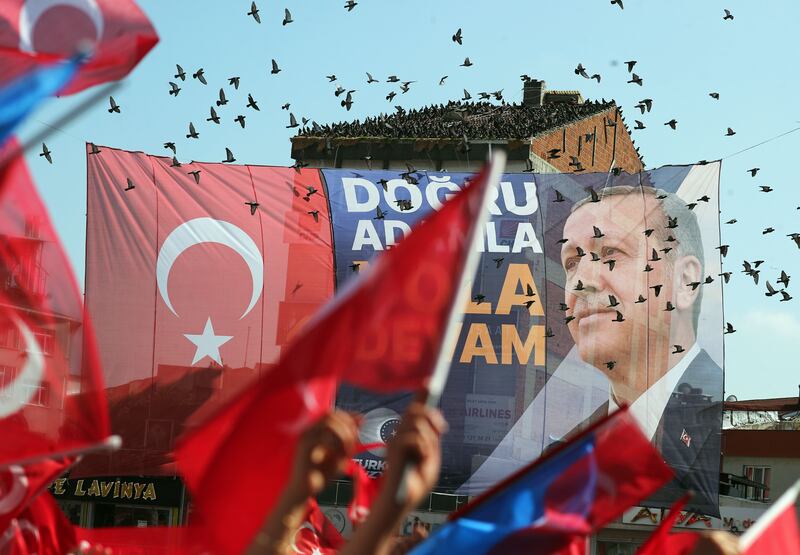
[0,56,81,146]
[410,434,597,555]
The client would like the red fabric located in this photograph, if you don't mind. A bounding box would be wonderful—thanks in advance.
[294,499,345,555]
[743,492,800,555]
[82,146,334,476]
[0,142,109,466]
[0,0,157,93]
[347,459,383,525]
[0,458,70,532]
[76,525,207,555]
[174,163,494,554]
[0,492,77,554]
[636,494,695,555]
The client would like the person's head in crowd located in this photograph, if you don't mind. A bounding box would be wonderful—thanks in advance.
[561,186,704,404]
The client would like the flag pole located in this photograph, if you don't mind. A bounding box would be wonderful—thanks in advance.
[396,150,507,503]
[0,435,122,469]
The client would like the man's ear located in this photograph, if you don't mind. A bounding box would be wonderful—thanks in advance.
[675,255,702,311]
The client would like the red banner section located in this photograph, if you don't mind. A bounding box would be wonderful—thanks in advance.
[83,145,334,475]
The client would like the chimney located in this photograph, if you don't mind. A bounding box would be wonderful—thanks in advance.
[523,79,545,107]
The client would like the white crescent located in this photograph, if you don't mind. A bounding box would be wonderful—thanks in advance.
[290,522,318,554]
[0,466,28,515]
[156,217,263,319]
[0,317,46,419]
[19,0,104,53]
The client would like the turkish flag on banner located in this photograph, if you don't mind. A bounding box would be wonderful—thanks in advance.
[175,161,497,554]
[0,141,109,466]
[0,458,71,533]
[0,492,77,555]
[83,145,335,475]
[0,0,158,93]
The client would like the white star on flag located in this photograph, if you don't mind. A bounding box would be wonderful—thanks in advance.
[184,318,233,365]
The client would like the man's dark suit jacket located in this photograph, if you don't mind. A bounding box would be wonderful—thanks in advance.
[582,349,723,516]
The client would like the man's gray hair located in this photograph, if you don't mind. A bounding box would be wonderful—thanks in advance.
[571,185,705,332]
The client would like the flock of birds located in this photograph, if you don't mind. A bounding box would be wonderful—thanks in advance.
[34,2,797,359]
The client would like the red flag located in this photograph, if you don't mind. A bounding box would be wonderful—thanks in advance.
[291,499,345,555]
[82,146,334,475]
[740,480,800,555]
[0,492,77,554]
[0,141,109,466]
[0,458,70,533]
[0,0,158,93]
[76,526,206,555]
[175,159,499,554]
[636,494,698,555]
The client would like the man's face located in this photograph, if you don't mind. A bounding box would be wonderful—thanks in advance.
[560,194,676,379]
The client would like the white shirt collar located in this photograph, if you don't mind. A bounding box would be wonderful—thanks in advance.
[608,342,701,440]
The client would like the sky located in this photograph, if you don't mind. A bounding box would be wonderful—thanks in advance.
[16,0,800,400]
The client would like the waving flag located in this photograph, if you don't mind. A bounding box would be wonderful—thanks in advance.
[410,408,673,555]
[0,142,109,466]
[0,459,71,534]
[0,0,158,94]
[174,156,503,555]
[740,479,800,555]
[0,54,81,148]
[0,492,77,555]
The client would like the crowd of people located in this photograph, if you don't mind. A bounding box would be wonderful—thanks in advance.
[298,99,614,141]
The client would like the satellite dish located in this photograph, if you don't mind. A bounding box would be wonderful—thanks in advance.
[726,395,738,402]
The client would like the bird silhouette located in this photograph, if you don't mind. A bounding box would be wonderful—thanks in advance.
[192,68,207,85]
[124,178,135,191]
[723,9,734,20]
[611,0,623,9]
[282,8,293,25]
[39,143,52,163]
[627,73,643,86]
[108,96,121,113]
[672,344,684,354]
[174,64,186,80]
[452,28,463,44]
[247,2,260,23]
[665,119,678,130]
[216,88,228,106]
[724,322,735,334]
[229,76,240,89]
[88,142,101,155]
[271,59,281,74]
[234,115,246,128]
[186,122,199,139]
[207,106,220,124]
[168,82,181,96]
[245,201,259,215]
[460,57,473,67]
[223,148,236,163]
[613,311,625,322]
[188,170,201,184]
[344,0,357,11]
[308,210,320,222]
[247,94,260,111]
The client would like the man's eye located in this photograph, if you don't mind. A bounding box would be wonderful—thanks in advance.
[602,247,619,257]
[564,258,577,271]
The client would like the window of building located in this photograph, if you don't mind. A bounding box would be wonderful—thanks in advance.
[22,381,49,407]
[32,327,56,356]
[0,327,18,349]
[743,465,771,501]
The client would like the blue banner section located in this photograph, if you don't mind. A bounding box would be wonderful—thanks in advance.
[321,165,723,515]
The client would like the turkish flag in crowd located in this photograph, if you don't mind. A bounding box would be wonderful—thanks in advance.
[174,160,497,554]
[0,142,109,466]
[0,0,157,93]
[0,458,71,533]
[0,492,77,555]
[83,146,335,475]
[295,499,345,555]
[740,480,800,555]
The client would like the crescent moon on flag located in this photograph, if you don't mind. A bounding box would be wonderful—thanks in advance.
[156,217,263,319]
[0,317,46,419]
[0,466,28,515]
[18,0,105,53]
[290,522,318,554]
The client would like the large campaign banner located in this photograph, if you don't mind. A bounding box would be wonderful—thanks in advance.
[322,164,724,516]
[84,147,723,514]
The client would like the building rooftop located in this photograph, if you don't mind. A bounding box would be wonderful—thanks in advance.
[295,99,616,142]
[724,397,800,412]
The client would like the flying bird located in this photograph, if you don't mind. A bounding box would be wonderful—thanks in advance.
[168,82,181,96]
[282,8,293,25]
[439,75,448,86]
[759,185,773,192]
[124,178,135,191]
[634,120,645,130]
[672,344,684,354]
[724,322,735,334]
[248,2,260,23]
[625,60,636,72]
[725,127,736,136]
[108,96,120,113]
[765,281,780,297]
[164,142,176,154]
[207,106,220,124]
[592,226,604,239]
[611,0,623,9]
[271,59,281,74]
[748,168,760,177]
[664,119,678,130]
[188,170,201,184]
[223,148,236,163]
[723,9,734,20]
[460,57,473,67]
[452,28,463,44]
[308,210,320,222]
[88,142,101,155]
[186,122,199,139]
[246,94,259,111]
[170,157,181,168]
[287,113,299,128]
[778,271,791,288]
[216,88,228,106]
[613,311,625,322]
[192,68,207,84]
[627,73,643,86]
[709,92,720,99]
[234,115,246,128]
[665,302,675,311]
[344,0,357,11]
[228,76,240,89]
[366,72,378,84]
[245,201,259,215]
[39,143,52,163]
[780,291,792,302]
[174,64,186,80]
